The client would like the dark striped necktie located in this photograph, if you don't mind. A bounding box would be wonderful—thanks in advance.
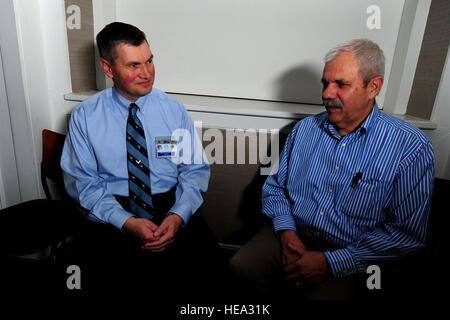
[126,103,156,221]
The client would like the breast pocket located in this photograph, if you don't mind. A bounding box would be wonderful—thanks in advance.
[154,157,178,177]
[342,179,384,225]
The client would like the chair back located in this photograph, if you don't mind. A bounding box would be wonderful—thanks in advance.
[41,129,67,200]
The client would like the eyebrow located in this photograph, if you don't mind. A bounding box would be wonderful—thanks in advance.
[127,54,154,66]
[321,78,350,84]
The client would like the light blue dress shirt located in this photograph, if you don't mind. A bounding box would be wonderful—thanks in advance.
[262,103,434,277]
[61,87,210,230]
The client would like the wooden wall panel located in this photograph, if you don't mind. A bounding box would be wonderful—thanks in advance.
[407,0,450,119]
[65,0,96,92]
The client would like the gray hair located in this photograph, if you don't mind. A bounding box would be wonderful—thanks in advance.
[324,39,385,87]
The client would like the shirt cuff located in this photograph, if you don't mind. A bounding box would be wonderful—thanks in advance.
[323,248,362,278]
[109,209,136,230]
[271,214,297,233]
[169,202,192,225]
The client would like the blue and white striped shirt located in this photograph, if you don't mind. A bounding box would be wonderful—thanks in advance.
[262,103,434,277]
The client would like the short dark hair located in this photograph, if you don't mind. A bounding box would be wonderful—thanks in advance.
[96,22,147,63]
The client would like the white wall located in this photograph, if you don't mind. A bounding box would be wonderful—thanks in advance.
[15,0,78,130]
[9,0,79,199]
[0,0,40,204]
[116,0,405,108]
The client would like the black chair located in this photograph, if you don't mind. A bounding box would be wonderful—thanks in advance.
[0,130,82,258]
[426,178,450,258]
[367,177,450,301]
[0,130,86,293]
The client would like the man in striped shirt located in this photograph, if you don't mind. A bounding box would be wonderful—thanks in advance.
[230,39,434,300]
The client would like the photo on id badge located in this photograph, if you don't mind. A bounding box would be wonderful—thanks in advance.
[156,136,177,159]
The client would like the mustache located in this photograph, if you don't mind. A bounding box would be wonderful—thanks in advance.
[323,99,343,109]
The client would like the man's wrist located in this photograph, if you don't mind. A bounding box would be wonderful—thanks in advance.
[121,216,137,233]
[168,213,184,229]
[278,229,297,240]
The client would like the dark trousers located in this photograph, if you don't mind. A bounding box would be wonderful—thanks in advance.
[0,199,83,296]
[70,211,223,301]
[0,199,82,256]
[229,224,368,301]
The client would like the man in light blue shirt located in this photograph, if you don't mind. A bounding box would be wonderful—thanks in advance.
[61,22,214,294]
[230,39,434,300]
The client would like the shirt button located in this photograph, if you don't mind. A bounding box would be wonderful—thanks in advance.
[335,166,339,170]
[320,211,324,216]
[328,189,333,193]
[342,143,346,147]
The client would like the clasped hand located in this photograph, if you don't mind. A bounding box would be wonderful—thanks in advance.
[280,230,330,287]
[123,214,184,252]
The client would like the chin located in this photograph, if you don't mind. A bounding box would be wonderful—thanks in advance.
[137,87,153,97]
[327,108,344,119]
[327,113,340,122]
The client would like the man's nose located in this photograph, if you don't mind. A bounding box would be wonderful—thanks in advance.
[322,84,337,100]
[139,64,152,78]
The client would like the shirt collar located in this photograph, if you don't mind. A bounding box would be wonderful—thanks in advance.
[323,100,380,138]
[359,100,379,134]
[111,87,151,112]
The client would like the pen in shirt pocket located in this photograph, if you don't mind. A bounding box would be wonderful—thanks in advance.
[351,172,363,188]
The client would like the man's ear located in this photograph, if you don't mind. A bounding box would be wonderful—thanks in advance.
[99,58,114,79]
[367,76,384,99]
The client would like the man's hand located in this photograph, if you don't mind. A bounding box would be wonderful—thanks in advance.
[141,214,184,252]
[284,241,331,286]
[279,230,307,266]
[122,217,160,244]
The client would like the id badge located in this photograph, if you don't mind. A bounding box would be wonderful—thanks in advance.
[155,136,177,158]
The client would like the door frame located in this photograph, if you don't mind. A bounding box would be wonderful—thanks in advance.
[0,46,21,208]
[0,0,39,206]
